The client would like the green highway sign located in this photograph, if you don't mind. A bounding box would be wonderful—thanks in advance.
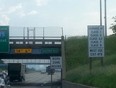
[41,48,60,54]
[0,26,9,53]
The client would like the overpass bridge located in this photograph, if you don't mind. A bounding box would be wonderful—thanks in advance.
[0,26,65,60]
[0,36,62,59]
[0,26,66,80]
[2,59,51,65]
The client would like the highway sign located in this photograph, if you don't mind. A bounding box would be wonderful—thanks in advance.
[0,26,9,53]
[88,25,104,57]
[13,47,61,54]
[50,56,62,69]
[15,49,32,53]
[35,48,60,54]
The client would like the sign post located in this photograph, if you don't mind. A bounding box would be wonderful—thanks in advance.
[51,56,62,69]
[88,25,104,71]
[0,26,9,53]
[50,56,62,88]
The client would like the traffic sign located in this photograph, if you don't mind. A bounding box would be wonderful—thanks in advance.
[0,26,9,53]
[88,25,104,57]
[15,49,32,53]
[50,56,62,69]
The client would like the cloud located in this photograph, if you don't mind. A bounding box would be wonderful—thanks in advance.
[85,12,99,17]
[84,11,100,24]
[5,3,38,17]
[35,0,48,6]
[7,3,23,14]
[0,8,2,11]
[108,8,116,18]
[0,15,10,25]
[0,1,42,20]
[0,3,25,17]
[28,10,38,15]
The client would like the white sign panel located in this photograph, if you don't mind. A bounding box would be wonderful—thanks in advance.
[51,56,62,69]
[88,25,104,57]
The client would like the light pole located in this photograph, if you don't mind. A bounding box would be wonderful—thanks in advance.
[100,0,102,26]
[104,0,107,36]
[100,0,104,66]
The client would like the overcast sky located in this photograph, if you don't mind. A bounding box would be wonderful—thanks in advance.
[0,0,116,36]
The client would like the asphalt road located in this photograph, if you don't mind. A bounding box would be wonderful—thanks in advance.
[11,71,61,88]
[25,71,61,83]
[12,86,61,88]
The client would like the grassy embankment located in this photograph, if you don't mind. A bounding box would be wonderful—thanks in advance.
[65,35,116,88]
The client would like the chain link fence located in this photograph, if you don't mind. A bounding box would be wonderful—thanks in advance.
[9,27,63,39]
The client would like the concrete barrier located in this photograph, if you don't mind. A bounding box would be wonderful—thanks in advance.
[62,80,97,88]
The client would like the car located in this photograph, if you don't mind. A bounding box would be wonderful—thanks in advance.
[0,73,11,88]
[40,70,46,74]
[0,77,11,88]
[0,77,6,88]
[46,66,55,75]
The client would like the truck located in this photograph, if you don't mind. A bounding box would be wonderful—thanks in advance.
[8,63,25,82]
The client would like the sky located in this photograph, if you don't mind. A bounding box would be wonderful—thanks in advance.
[0,0,116,36]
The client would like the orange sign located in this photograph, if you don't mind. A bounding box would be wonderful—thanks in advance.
[15,49,32,53]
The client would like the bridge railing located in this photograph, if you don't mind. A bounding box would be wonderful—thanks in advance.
[9,36,62,39]
[9,27,63,39]
[9,36,62,45]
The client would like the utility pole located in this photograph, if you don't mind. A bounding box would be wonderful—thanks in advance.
[104,0,107,36]
[100,0,104,66]
[100,0,102,26]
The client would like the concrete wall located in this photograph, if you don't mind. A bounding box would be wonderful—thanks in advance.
[62,80,96,88]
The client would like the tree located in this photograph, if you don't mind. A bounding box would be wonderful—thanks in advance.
[110,16,116,34]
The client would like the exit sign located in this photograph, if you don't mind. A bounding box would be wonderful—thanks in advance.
[0,26,9,53]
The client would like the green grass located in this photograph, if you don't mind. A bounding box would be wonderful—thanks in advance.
[65,36,116,88]
[66,64,116,88]
[65,36,88,70]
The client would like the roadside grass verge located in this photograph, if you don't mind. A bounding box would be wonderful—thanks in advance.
[65,36,116,88]
[66,62,116,88]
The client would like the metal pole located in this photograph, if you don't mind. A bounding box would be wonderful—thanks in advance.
[27,27,29,40]
[104,0,107,36]
[33,27,35,39]
[51,72,53,88]
[50,58,52,88]
[61,36,66,79]
[62,27,63,36]
[43,27,45,39]
[100,0,104,67]
[101,58,104,66]
[61,68,63,88]
[23,27,25,39]
[89,58,92,74]
[100,0,102,26]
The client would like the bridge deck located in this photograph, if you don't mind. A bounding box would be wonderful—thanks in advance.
[0,38,63,59]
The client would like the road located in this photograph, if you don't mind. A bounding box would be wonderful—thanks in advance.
[11,71,61,88]
[25,71,61,83]
[12,86,61,88]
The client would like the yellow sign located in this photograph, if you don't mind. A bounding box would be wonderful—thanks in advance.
[15,49,32,53]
